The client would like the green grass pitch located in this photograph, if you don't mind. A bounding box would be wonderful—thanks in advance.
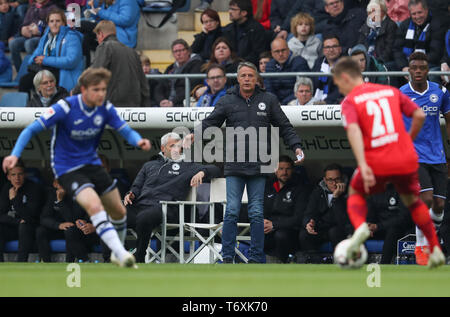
[1,263,450,297]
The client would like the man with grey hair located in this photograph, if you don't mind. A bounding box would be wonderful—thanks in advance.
[185,61,304,263]
[123,132,221,263]
[392,0,445,75]
[27,70,69,107]
[288,77,322,105]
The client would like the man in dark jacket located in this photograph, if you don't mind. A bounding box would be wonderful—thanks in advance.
[0,160,43,262]
[186,61,304,263]
[393,0,445,72]
[265,38,310,105]
[311,33,343,104]
[299,163,352,262]
[91,20,150,107]
[264,155,310,263]
[123,132,221,263]
[36,179,102,262]
[366,183,414,264]
[154,39,204,107]
[222,0,268,66]
[319,0,367,55]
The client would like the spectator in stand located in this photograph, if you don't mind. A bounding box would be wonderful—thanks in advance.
[36,179,100,263]
[0,0,21,47]
[385,0,409,24]
[19,8,84,94]
[265,38,309,105]
[8,0,58,72]
[349,44,389,85]
[442,29,450,89]
[252,0,271,30]
[287,77,323,106]
[201,37,243,75]
[311,33,343,104]
[298,163,352,263]
[91,20,150,107]
[0,159,44,262]
[263,155,310,263]
[393,0,445,75]
[222,0,268,66]
[269,0,296,34]
[287,12,322,70]
[320,0,367,55]
[7,0,29,21]
[27,70,69,107]
[357,0,398,64]
[154,39,203,107]
[86,0,139,48]
[197,64,229,107]
[274,0,315,40]
[366,183,414,264]
[0,42,12,82]
[139,53,161,107]
[191,8,222,62]
[258,51,271,73]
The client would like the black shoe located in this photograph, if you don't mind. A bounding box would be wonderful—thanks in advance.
[222,257,233,264]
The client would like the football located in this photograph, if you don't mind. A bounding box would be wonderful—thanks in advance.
[334,238,368,269]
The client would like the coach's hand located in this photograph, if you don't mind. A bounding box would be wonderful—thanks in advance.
[183,133,194,149]
[294,148,305,165]
[124,192,135,206]
[137,139,151,151]
[306,219,317,235]
[2,155,18,173]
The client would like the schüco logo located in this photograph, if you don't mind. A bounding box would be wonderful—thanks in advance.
[422,105,439,113]
[0,112,15,121]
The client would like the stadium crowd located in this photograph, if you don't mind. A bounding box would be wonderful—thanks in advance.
[0,0,449,264]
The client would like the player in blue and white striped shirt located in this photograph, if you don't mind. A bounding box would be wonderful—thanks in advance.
[2,68,151,268]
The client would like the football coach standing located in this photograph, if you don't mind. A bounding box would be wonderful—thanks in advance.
[184,61,304,263]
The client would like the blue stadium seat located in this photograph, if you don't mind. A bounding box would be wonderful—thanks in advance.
[50,240,66,252]
[0,92,29,107]
[0,55,31,88]
[0,56,12,83]
[25,167,44,184]
[319,242,333,253]
[365,240,384,253]
[5,240,18,252]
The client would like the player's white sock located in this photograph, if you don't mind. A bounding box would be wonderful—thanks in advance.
[91,211,128,261]
[415,226,427,247]
[429,208,444,231]
[108,215,127,245]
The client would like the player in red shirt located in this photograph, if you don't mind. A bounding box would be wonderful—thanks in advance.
[332,57,445,268]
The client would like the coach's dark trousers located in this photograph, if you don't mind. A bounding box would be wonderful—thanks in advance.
[36,226,72,262]
[0,223,36,262]
[128,203,178,263]
[264,229,299,263]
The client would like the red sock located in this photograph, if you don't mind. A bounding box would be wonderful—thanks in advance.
[409,199,440,250]
[347,194,368,230]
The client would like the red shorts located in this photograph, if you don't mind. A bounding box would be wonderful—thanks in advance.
[350,168,420,196]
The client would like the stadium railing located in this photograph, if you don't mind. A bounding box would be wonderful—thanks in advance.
[146,71,450,107]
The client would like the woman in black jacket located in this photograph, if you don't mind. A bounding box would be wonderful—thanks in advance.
[191,8,222,62]
[26,69,68,107]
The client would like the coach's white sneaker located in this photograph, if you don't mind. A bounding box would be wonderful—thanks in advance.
[111,252,138,269]
[427,246,445,269]
[346,223,370,262]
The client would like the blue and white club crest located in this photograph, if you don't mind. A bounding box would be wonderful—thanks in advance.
[429,94,438,103]
[172,163,180,171]
[258,102,266,111]
[389,197,396,206]
[71,182,79,191]
[93,115,103,126]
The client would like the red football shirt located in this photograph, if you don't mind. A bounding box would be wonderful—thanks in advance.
[341,83,419,175]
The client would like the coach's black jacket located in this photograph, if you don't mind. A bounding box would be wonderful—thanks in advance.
[264,174,311,231]
[0,180,43,226]
[302,179,352,234]
[129,154,221,206]
[39,188,87,231]
[197,85,302,177]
